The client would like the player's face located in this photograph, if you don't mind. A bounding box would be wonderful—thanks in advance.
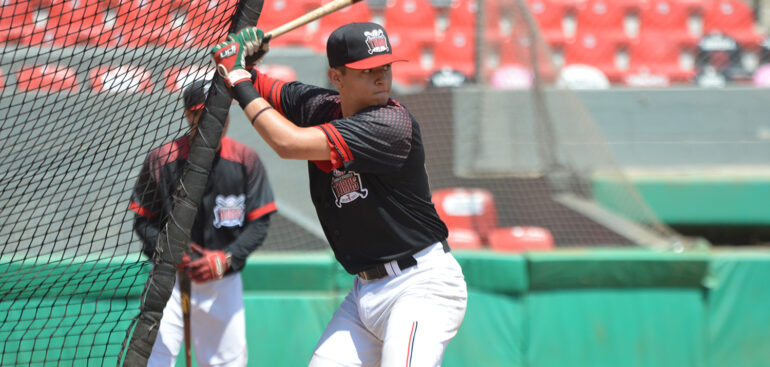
[333,64,392,113]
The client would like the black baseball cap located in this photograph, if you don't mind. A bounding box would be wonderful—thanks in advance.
[327,22,406,70]
[182,79,210,111]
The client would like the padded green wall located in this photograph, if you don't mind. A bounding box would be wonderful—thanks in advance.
[3,250,769,366]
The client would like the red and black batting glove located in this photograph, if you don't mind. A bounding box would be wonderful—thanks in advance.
[176,251,191,273]
[186,243,231,283]
[209,37,252,87]
[209,29,264,109]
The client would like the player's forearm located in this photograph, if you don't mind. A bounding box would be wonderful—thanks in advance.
[225,216,271,272]
[232,82,331,161]
[243,98,332,160]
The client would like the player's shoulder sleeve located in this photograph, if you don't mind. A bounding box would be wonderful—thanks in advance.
[129,137,188,219]
[319,100,414,173]
[253,70,341,128]
[220,137,277,221]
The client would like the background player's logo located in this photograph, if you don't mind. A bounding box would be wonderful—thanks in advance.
[331,170,369,207]
[363,29,388,55]
[213,194,245,228]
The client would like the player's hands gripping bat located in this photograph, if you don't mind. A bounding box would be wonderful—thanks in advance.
[210,29,265,87]
[186,243,230,282]
[211,0,363,80]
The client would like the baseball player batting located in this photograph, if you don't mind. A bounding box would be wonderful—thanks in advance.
[129,79,277,367]
[210,22,467,366]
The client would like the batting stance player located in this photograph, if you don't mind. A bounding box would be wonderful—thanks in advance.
[210,23,467,366]
[129,79,276,367]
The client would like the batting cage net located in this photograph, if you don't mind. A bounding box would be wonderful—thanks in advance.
[0,0,251,365]
[9,0,762,364]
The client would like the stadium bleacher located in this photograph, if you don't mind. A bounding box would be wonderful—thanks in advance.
[1,0,768,89]
[16,63,79,92]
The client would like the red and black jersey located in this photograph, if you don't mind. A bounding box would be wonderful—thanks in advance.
[253,71,448,274]
[129,135,276,271]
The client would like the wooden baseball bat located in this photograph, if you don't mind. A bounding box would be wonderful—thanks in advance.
[179,271,192,367]
[265,0,364,39]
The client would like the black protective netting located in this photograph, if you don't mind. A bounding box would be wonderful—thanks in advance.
[0,0,247,365]
[2,0,713,364]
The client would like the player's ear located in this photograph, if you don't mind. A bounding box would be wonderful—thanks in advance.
[328,68,343,89]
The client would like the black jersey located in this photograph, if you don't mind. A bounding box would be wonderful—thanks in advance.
[254,71,448,274]
[130,135,276,270]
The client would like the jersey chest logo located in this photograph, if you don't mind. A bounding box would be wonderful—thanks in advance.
[213,194,245,228]
[331,170,368,208]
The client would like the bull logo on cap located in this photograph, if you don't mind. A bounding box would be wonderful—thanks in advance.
[364,29,389,55]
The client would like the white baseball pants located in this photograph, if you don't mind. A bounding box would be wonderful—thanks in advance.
[147,272,248,367]
[309,241,468,367]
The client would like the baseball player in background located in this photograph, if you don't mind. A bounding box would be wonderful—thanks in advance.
[210,22,467,366]
[129,79,277,367]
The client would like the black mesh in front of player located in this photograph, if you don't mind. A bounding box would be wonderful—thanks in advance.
[0,1,247,365]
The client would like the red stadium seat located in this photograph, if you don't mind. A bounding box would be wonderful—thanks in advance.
[0,0,52,45]
[258,0,319,46]
[116,0,211,48]
[703,0,763,49]
[89,65,153,93]
[527,0,582,46]
[446,228,484,250]
[431,187,499,242]
[638,0,702,46]
[626,32,695,85]
[447,0,502,40]
[388,26,434,86]
[17,64,80,92]
[433,28,476,77]
[180,0,237,49]
[487,226,554,252]
[563,31,627,81]
[0,68,5,92]
[384,0,437,43]
[575,0,644,41]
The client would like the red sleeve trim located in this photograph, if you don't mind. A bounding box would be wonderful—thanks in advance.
[311,125,344,171]
[254,70,286,115]
[319,123,353,162]
[129,201,157,219]
[247,201,277,221]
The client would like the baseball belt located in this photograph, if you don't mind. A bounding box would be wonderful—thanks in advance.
[358,240,450,281]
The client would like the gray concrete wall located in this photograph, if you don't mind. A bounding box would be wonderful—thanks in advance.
[454,87,770,177]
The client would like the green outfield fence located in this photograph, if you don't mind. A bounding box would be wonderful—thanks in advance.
[3,248,769,367]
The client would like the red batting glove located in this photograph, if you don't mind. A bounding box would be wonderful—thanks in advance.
[176,241,198,272]
[176,252,191,273]
[186,243,230,283]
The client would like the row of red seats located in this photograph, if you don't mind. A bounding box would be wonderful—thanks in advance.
[1,63,298,93]
[432,187,555,252]
[0,0,239,47]
[532,0,762,49]
[1,0,762,88]
[562,31,696,83]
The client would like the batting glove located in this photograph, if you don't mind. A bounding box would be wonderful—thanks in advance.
[176,252,191,273]
[186,243,231,283]
[210,38,252,88]
[230,27,271,66]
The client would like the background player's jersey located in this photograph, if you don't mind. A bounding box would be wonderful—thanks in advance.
[130,135,276,270]
[254,71,448,274]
